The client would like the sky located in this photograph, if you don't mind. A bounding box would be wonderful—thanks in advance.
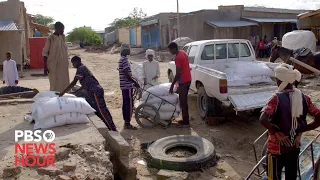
[2,0,320,33]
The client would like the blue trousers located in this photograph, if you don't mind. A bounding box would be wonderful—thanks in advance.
[88,87,117,131]
[121,88,133,123]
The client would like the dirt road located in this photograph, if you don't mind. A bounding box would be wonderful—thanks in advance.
[1,48,320,179]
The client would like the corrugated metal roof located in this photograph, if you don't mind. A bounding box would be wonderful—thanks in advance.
[0,20,18,31]
[205,20,258,28]
[244,7,308,14]
[242,17,297,23]
[141,19,159,26]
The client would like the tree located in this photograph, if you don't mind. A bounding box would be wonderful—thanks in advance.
[33,14,54,26]
[110,7,147,28]
[67,27,102,45]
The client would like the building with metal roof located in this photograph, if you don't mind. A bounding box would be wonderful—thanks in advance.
[297,9,320,44]
[0,0,31,70]
[168,5,307,47]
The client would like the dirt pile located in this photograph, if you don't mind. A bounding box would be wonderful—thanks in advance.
[2,143,114,180]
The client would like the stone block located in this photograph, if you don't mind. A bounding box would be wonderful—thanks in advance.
[2,166,22,178]
[62,162,77,172]
[37,167,63,176]
[157,170,189,180]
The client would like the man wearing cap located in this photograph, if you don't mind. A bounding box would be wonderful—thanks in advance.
[260,63,320,179]
[142,49,160,89]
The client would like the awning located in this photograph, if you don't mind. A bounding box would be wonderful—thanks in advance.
[0,20,18,31]
[242,17,297,23]
[141,19,159,26]
[297,9,320,29]
[205,20,258,28]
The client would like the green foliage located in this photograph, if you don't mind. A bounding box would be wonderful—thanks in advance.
[33,14,54,26]
[67,27,102,45]
[110,7,147,28]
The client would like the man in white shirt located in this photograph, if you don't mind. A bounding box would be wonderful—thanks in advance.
[142,49,160,89]
[3,52,19,86]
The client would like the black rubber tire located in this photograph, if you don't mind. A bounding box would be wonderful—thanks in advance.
[135,103,160,128]
[168,71,174,83]
[0,86,33,95]
[147,135,217,171]
[197,86,218,119]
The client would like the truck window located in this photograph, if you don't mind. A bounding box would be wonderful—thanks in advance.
[228,43,239,58]
[215,44,227,59]
[182,46,189,53]
[236,43,251,57]
[188,45,198,64]
[201,45,214,60]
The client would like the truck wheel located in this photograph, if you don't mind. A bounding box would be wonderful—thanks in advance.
[197,86,216,119]
[147,135,217,171]
[168,71,174,83]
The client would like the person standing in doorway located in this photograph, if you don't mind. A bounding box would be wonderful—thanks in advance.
[168,42,192,128]
[260,64,320,180]
[118,43,140,130]
[3,52,19,86]
[43,22,70,92]
[142,49,160,89]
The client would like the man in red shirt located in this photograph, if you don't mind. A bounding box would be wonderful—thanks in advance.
[168,42,192,128]
[258,38,265,58]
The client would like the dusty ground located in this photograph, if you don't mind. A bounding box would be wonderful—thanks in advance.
[1,48,320,179]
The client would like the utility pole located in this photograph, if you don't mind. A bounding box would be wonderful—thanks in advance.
[177,0,180,39]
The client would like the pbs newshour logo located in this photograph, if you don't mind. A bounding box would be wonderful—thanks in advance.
[15,130,56,167]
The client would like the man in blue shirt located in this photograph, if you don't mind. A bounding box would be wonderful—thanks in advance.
[59,56,117,131]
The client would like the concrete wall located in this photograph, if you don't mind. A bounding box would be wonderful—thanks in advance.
[0,0,29,66]
[0,0,20,22]
[136,26,141,46]
[0,31,22,65]
[118,27,130,44]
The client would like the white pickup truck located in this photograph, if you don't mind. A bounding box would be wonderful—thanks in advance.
[167,39,279,118]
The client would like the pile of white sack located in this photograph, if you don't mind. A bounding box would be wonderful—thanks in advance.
[131,62,144,88]
[30,91,96,129]
[140,83,180,120]
[224,61,275,87]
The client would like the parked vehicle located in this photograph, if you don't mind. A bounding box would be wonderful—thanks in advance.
[167,39,278,118]
[67,42,73,47]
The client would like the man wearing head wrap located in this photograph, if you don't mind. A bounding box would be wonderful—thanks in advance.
[43,21,70,92]
[142,49,160,89]
[118,43,140,130]
[260,63,320,180]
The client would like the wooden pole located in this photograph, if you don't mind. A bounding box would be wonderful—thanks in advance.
[289,57,320,75]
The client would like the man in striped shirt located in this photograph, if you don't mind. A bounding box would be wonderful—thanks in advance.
[118,43,140,130]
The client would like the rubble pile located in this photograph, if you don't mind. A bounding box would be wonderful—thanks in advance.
[2,143,114,180]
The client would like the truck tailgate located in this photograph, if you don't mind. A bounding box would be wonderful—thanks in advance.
[228,84,277,111]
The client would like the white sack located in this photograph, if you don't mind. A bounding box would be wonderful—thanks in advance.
[31,97,51,115]
[282,30,316,53]
[226,61,274,78]
[224,68,273,87]
[131,62,144,88]
[37,97,96,119]
[145,109,179,120]
[143,94,179,104]
[33,91,76,101]
[152,102,181,112]
[141,83,178,101]
[34,112,89,129]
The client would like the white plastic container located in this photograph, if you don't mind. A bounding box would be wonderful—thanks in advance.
[282,30,316,53]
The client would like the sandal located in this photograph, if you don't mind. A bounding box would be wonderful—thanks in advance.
[176,122,190,128]
[124,124,138,130]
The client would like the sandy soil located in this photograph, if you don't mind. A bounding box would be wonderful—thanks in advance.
[1,48,320,179]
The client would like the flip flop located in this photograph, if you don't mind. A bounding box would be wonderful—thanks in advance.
[124,124,138,130]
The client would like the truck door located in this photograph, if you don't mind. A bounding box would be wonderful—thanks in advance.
[187,45,199,90]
